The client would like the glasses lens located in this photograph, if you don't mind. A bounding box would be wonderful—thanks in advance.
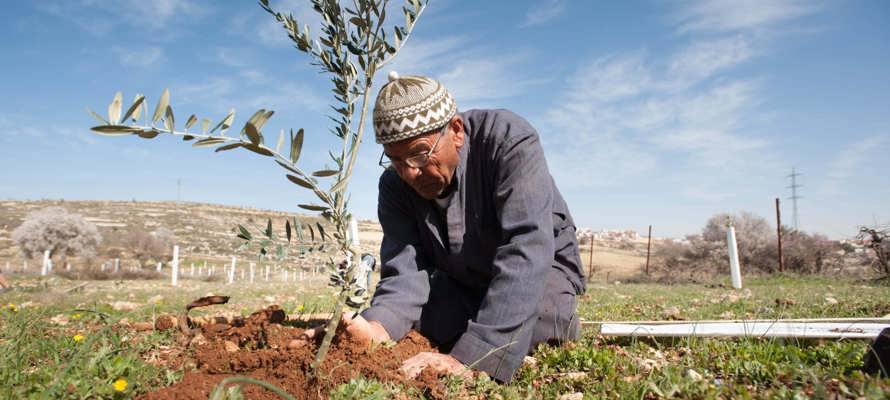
[406,154,429,168]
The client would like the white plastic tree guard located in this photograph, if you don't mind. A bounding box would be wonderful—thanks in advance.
[727,224,742,289]
[171,245,180,286]
[228,257,236,284]
[600,320,890,339]
[41,250,50,276]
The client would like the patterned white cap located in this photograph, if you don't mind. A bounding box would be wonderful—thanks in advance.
[373,72,457,144]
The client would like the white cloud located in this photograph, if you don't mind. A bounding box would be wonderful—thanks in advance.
[672,0,821,34]
[821,136,888,194]
[521,0,566,28]
[116,46,164,67]
[666,36,754,89]
[35,0,205,35]
[254,0,320,47]
[175,76,326,115]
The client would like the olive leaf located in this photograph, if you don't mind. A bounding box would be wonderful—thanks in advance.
[108,92,122,124]
[211,108,236,134]
[185,114,197,130]
[164,105,175,132]
[91,125,140,136]
[120,95,145,123]
[287,174,314,189]
[290,128,304,164]
[215,143,242,152]
[312,169,339,177]
[152,88,169,123]
[193,138,227,147]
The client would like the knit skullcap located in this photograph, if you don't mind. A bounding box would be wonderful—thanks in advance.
[373,71,457,144]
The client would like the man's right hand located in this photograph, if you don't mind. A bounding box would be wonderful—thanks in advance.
[289,312,391,349]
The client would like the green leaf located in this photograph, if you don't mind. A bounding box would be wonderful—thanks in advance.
[211,108,236,134]
[298,204,328,212]
[164,105,174,131]
[238,225,252,241]
[214,143,242,152]
[290,128,304,164]
[182,135,195,141]
[255,110,274,131]
[308,224,316,242]
[244,143,273,157]
[201,118,210,134]
[86,108,109,125]
[244,122,261,144]
[349,16,366,29]
[90,125,140,135]
[120,95,145,123]
[193,138,227,147]
[316,222,327,241]
[330,176,349,193]
[275,129,285,153]
[108,92,122,124]
[185,114,197,130]
[275,160,301,175]
[137,130,160,139]
[287,174,314,189]
[152,88,169,123]
[312,169,339,177]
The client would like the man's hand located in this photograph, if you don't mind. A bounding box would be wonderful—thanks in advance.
[400,352,471,379]
[289,312,390,349]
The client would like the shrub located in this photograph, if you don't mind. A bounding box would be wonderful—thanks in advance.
[126,227,176,268]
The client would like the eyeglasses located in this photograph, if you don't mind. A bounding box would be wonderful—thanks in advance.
[378,124,448,169]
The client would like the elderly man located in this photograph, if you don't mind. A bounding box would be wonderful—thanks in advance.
[331,72,585,383]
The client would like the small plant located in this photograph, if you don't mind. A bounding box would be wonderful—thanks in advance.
[858,225,890,278]
[87,0,428,372]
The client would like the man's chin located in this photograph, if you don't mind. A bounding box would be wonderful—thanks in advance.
[414,184,442,199]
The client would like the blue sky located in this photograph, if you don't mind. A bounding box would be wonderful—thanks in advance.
[1,0,888,239]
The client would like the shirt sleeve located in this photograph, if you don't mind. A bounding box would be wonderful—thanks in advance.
[449,118,556,383]
[360,172,431,341]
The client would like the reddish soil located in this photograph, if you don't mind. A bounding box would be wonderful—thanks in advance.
[140,306,445,399]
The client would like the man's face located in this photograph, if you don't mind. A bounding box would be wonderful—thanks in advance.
[382,117,464,200]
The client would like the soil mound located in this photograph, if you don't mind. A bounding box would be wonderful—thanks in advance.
[141,306,444,399]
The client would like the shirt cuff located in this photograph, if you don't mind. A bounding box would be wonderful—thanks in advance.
[449,330,525,383]
[360,305,413,341]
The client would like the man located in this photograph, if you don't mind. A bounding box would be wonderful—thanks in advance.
[317,72,586,383]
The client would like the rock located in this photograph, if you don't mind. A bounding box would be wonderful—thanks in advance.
[154,315,178,331]
[189,334,207,347]
[287,339,307,349]
[775,298,796,307]
[110,301,141,312]
[263,295,276,303]
[224,340,239,353]
[131,322,154,331]
[686,369,703,381]
[825,297,839,305]
[522,356,538,368]
[50,314,70,326]
[662,306,684,320]
[558,393,583,400]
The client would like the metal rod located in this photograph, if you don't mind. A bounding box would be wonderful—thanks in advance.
[587,238,594,282]
[776,197,784,273]
[645,225,652,275]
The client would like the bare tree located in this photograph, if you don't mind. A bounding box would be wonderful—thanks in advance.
[701,212,774,271]
[858,225,889,278]
[127,227,176,268]
[11,207,102,264]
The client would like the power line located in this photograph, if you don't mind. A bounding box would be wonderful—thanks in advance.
[786,167,802,231]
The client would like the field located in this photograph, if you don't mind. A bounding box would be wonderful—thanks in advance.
[2,273,889,399]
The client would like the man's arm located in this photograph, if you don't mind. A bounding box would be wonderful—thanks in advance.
[360,172,432,341]
[448,114,556,383]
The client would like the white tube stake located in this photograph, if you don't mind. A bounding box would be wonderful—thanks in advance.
[250,263,255,283]
[264,265,269,281]
[114,258,120,273]
[100,262,105,272]
[156,262,162,272]
[300,270,304,281]
[190,263,195,276]
[41,250,50,276]
[240,269,245,281]
[228,257,236,284]
[284,270,288,282]
[727,225,743,289]
[348,217,360,246]
[66,263,71,271]
[171,245,180,286]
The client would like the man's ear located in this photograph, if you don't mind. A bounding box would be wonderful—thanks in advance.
[450,116,465,149]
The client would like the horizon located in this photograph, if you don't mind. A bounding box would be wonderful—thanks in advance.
[1,1,888,240]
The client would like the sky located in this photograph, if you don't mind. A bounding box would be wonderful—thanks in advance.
[1,0,888,239]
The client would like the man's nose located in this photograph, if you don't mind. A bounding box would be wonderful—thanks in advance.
[397,164,422,181]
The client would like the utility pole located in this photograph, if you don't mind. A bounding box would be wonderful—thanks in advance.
[587,239,594,282]
[786,168,802,231]
[645,225,652,276]
[775,198,784,273]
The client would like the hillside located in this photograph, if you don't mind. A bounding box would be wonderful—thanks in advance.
[0,200,382,267]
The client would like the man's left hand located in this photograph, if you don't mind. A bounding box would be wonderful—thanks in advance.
[400,352,471,379]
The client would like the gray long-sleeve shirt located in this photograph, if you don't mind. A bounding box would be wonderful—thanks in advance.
[362,109,585,382]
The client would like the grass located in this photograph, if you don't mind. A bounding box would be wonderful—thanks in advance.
[1,273,888,398]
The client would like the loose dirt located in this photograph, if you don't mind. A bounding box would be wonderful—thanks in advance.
[141,306,445,399]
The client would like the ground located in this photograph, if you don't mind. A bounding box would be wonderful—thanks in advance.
[2,273,889,399]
